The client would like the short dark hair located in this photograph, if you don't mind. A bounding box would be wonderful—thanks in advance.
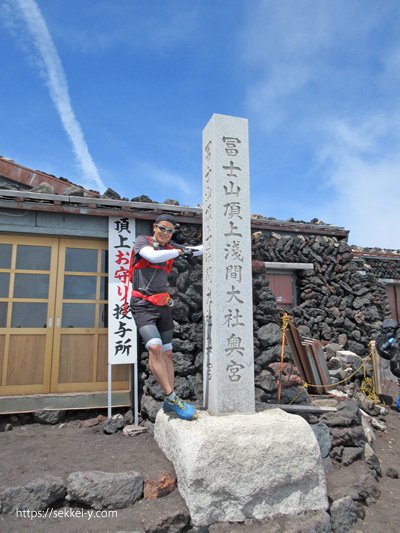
[155,214,176,226]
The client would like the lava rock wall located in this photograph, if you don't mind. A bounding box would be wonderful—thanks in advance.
[252,232,389,354]
[139,225,390,420]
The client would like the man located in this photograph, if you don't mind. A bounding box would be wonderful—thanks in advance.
[130,214,202,420]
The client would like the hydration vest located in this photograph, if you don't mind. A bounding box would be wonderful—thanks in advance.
[124,236,175,310]
[130,236,174,277]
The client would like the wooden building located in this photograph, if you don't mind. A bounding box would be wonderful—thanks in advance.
[2,156,396,413]
[0,157,205,413]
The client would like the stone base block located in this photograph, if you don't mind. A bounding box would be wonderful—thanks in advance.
[154,408,328,526]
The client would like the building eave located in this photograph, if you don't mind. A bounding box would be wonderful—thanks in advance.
[352,248,400,260]
[0,157,98,197]
[0,189,350,238]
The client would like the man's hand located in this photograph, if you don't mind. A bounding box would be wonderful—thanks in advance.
[182,247,194,257]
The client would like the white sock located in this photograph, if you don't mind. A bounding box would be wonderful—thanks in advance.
[165,391,176,402]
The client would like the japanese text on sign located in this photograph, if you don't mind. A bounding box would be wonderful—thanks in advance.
[108,217,137,365]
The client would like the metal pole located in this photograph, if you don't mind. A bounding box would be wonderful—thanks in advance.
[134,363,139,425]
[131,363,137,425]
[107,364,112,419]
[131,363,139,425]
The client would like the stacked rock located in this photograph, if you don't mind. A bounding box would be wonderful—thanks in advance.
[140,226,390,421]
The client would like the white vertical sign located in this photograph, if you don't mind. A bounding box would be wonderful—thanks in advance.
[108,216,137,364]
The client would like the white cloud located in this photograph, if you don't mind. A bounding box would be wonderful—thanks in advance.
[246,64,312,130]
[319,116,394,161]
[6,0,105,191]
[241,0,393,130]
[317,117,400,248]
[240,0,400,248]
[140,163,193,196]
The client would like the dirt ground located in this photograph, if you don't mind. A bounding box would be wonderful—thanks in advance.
[0,386,399,533]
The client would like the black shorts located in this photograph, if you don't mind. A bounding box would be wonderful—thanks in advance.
[130,297,174,340]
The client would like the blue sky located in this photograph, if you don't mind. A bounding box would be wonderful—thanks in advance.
[1,0,400,249]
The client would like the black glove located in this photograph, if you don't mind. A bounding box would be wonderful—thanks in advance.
[182,247,194,257]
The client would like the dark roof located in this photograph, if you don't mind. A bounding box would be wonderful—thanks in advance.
[0,157,98,197]
[0,155,350,238]
[352,246,400,260]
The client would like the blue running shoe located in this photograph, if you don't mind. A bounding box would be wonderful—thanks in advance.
[162,399,173,413]
[163,397,195,421]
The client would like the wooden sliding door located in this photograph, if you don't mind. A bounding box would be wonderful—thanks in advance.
[0,235,58,394]
[0,235,129,396]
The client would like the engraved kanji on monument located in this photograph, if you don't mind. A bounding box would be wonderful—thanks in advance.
[202,114,255,415]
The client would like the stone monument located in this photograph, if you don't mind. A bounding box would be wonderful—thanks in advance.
[202,114,255,414]
[155,114,328,526]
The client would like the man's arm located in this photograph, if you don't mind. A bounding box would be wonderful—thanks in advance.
[170,242,204,257]
[187,245,203,257]
[139,246,181,263]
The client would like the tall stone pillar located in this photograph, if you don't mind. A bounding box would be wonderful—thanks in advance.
[202,114,255,415]
[155,114,328,526]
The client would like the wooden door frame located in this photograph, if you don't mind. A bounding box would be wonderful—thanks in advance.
[51,238,129,393]
[0,234,59,395]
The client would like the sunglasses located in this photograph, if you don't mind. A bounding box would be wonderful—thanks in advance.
[155,224,174,234]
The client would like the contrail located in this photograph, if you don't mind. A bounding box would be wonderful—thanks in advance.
[13,0,105,191]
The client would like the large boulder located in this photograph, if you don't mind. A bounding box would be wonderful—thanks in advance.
[66,471,143,510]
[155,409,328,526]
[0,477,65,514]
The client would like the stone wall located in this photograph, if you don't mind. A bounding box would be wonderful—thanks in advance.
[140,225,390,420]
[360,257,400,280]
[252,231,389,354]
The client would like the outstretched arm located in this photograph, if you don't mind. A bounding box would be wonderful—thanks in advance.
[186,245,203,257]
[139,246,181,263]
[170,241,204,257]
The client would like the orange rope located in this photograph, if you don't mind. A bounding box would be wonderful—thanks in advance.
[278,313,290,401]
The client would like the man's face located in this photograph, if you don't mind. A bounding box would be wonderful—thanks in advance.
[153,220,175,245]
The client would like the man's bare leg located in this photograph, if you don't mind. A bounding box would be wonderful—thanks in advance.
[163,349,174,391]
[148,344,173,394]
[148,344,194,420]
